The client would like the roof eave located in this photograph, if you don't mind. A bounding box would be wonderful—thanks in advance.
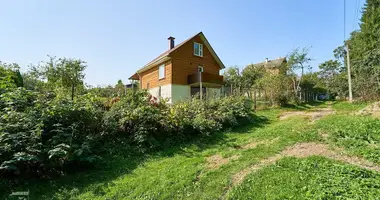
[198,32,225,69]
[136,55,171,74]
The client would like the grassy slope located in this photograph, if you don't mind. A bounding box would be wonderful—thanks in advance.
[2,101,379,199]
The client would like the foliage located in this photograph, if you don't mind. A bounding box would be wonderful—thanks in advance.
[0,62,23,91]
[104,90,254,148]
[326,0,380,100]
[167,96,253,136]
[7,101,379,200]
[257,73,291,106]
[103,90,168,148]
[298,72,327,101]
[31,56,87,100]
[287,47,312,99]
[241,64,265,98]
[223,66,243,95]
[318,60,347,98]
[114,80,125,96]
[0,88,104,178]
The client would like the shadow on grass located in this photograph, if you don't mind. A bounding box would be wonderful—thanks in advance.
[0,114,270,200]
[230,115,270,134]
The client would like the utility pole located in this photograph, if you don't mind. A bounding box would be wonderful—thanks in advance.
[346,44,353,101]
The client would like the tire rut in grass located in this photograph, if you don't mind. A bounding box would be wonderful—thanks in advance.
[279,107,335,122]
[225,142,380,198]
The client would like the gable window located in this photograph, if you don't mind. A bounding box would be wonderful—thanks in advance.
[198,65,204,72]
[194,42,203,57]
[159,64,165,79]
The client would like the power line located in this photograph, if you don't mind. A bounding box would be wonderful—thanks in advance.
[343,0,353,102]
[343,0,346,58]
[353,0,358,30]
[353,0,361,30]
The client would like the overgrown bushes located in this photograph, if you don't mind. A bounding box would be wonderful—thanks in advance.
[257,74,292,106]
[103,91,254,148]
[0,88,104,178]
[0,89,254,179]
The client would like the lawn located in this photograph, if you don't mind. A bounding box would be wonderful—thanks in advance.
[2,101,380,199]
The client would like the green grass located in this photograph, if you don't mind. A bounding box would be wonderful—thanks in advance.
[2,101,379,200]
[229,156,380,199]
[315,113,380,164]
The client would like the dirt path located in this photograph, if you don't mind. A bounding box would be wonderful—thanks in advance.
[206,155,240,169]
[279,107,335,122]
[231,142,380,187]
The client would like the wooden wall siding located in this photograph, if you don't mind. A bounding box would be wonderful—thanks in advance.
[140,61,172,89]
[171,35,221,85]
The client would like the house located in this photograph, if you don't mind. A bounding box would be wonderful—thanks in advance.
[129,32,225,103]
[249,57,287,75]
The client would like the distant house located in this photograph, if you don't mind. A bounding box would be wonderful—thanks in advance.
[250,57,287,75]
[129,32,225,103]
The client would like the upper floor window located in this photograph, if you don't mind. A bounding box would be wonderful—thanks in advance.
[194,42,203,57]
[198,65,204,72]
[159,64,165,79]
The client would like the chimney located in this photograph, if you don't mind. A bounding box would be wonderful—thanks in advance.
[265,58,269,63]
[168,36,175,49]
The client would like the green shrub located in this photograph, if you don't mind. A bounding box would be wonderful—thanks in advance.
[0,87,255,178]
[102,90,168,148]
[0,89,104,178]
[258,74,291,106]
[167,96,253,136]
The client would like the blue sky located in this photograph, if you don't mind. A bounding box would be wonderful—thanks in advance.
[1,0,364,86]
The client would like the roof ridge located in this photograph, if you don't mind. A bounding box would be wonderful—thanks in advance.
[136,32,202,74]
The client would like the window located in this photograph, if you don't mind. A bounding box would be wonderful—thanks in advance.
[159,64,165,79]
[198,65,204,72]
[158,86,162,97]
[147,82,150,89]
[194,42,203,57]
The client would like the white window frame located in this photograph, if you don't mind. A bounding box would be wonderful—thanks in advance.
[194,42,203,57]
[158,64,165,79]
[198,65,204,72]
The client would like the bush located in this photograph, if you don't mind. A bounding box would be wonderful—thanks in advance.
[0,89,104,178]
[103,90,168,148]
[258,74,291,106]
[0,88,255,179]
[167,96,253,136]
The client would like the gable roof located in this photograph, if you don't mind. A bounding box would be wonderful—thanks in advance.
[129,32,225,80]
[250,57,287,69]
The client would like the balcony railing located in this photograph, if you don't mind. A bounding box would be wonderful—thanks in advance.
[187,72,223,85]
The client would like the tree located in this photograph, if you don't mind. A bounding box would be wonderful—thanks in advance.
[223,66,242,95]
[0,62,23,91]
[287,47,312,100]
[241,64,265,97]
[257,73,291,106]
[115,79,125,96]
[299,72,327,101]
[34,56,87,100]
